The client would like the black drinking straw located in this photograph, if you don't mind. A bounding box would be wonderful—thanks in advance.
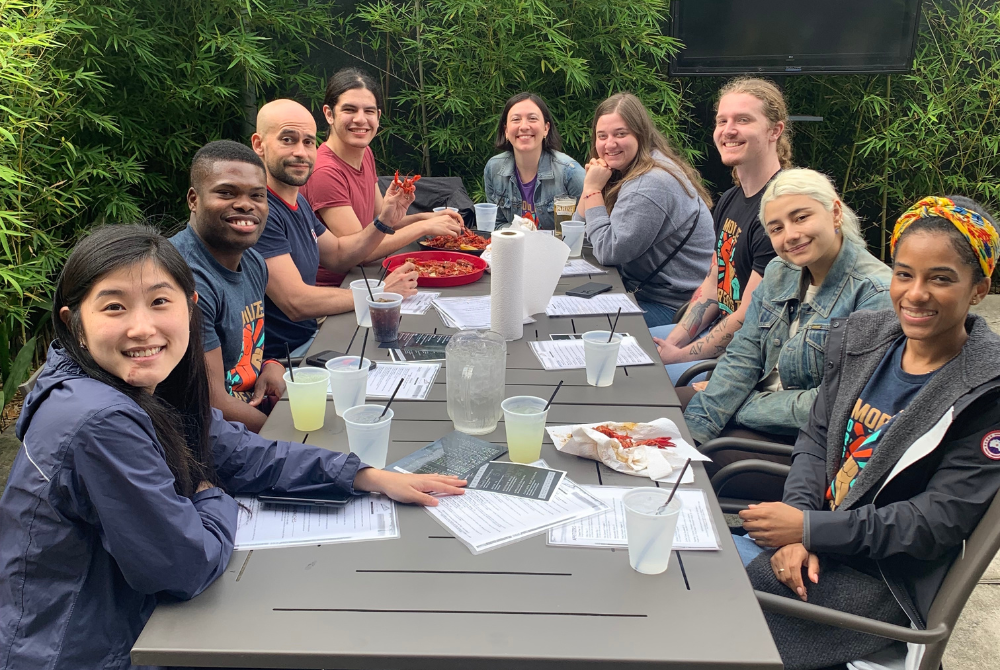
[378,263,389,283]
[543,380,564,411]
[359,264,375,301]
[285,342,295,382]
[357,329,369,370]
[658,458,691,514]
[608,307,622,343]
[378,378,405,420]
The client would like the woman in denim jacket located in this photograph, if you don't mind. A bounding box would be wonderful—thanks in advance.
[483,92,585,230]
[684,169,891,446]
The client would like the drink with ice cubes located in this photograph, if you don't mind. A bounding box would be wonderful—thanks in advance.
[622,489,683,575]
[501,396,548,463]
[445,330,506,435]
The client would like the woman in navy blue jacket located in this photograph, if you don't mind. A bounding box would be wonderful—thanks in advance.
[0,225,465,670]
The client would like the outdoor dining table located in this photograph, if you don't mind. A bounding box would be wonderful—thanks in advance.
[131,248,782,669]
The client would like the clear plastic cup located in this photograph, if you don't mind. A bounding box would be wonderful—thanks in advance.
[501,396,548,463]
[283,367,330,432]
[553,196,576,238]
[582,331,623,387]
[433,206,458,213]
[325,356,371,417]
[561,221,586,257]
[367,292,403,343]
[350,279,384,327]
[343,404,394,469]
[622,489,683,574]
[474,203,498,232]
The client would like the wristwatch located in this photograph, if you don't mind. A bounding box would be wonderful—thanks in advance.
[373,218,395,235]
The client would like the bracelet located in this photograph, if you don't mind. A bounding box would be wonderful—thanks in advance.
[262,359,284,370]
[373,218,395,235]
[583,191,603,200]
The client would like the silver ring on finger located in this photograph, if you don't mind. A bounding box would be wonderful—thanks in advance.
[778,568,785,573]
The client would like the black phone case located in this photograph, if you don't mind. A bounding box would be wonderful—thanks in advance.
[566,282,612,298]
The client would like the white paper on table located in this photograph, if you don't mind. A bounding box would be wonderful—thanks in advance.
[365,362,440,400]
[234,494,398,550]
[561,259,608,277]
[520,231,570,319]
[528,337,654,370]
[433,295,535,330]
[545,293,642,317]
[400,292,440,315]
[547,487,720,551]
[424,460,610,555]
[546,418,711,484]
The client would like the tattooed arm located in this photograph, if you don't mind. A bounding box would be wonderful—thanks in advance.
[655,270,764,364]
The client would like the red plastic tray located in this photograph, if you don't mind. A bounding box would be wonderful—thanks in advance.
[382,250,488,287]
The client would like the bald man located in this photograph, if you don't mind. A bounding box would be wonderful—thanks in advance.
[251,99,419,358]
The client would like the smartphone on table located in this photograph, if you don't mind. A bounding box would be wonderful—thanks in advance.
[305,349,376,371]
[565,282,613,299]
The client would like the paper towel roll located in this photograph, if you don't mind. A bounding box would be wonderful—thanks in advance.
[490,229,525,340]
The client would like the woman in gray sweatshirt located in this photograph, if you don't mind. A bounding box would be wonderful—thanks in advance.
[574,93,715,327]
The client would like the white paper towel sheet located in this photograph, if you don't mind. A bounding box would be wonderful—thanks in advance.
[490,229,525,340]
[520,230,570,318]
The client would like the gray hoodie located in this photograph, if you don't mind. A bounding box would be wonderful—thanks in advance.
[579,151,715,307]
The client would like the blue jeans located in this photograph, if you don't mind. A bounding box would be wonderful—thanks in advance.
[637,300,677,329]
[733,534,766,566]
[648,324,711,385]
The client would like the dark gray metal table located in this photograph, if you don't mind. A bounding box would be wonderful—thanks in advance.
[131,251,780,669]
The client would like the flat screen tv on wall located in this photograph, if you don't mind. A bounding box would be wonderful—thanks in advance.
[669,0,922,75]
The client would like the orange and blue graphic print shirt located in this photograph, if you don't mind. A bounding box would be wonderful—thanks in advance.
[713,183,776,315]
[170,226,269,402]
[827,337,937,509]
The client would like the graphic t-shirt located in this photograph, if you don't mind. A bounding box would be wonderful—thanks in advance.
[253,188,328,359]
[515,166,537,221]
[170,226,268,401]
[713,181,778,314]
[827,337,936,509]
[300,144,378,287]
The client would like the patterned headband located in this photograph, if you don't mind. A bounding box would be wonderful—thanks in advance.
[891,196,998,277]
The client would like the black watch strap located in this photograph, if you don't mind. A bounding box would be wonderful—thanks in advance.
[373,218,395,235]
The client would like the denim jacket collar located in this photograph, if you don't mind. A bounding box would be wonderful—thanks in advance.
[496,150,556,181]
[768,237,864,318]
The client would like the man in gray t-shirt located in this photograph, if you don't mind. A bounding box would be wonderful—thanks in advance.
[170,140,285,432]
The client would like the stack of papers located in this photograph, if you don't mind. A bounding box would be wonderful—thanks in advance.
[547,487,720,550]
[528,336,655,370]
[424,462,609,554]
[365,363,440,400]
[400,292,440,315]
[561,259,608,277]
[234,495,398,550]
[546,293,642,317]
[433,295,535,330]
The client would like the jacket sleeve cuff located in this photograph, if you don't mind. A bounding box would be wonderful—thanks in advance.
[348,462,374,496]
[192,486,227,503]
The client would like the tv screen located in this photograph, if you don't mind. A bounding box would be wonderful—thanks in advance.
[669,0,922,75]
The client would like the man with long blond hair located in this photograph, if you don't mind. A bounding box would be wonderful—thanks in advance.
[652,77,791,388]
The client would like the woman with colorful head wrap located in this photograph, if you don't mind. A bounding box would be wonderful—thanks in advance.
[733,196,1000,669]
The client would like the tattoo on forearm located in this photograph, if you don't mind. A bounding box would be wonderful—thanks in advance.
[683,300,711,340]
[687,315,742,359]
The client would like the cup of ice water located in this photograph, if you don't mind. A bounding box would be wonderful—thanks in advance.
[561,221,586,257]
[501,396,548,463]
[433,206,458,213]
[367,292,403,343]
[343,404,394,469]
[283,367,330,432]
[350,279,384,327]
[582,331,623,387]
[622,489,683,575]
[325,356,370,417]
[474,203,498,232]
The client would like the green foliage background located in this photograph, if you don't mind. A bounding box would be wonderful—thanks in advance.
[1,0,998,403]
